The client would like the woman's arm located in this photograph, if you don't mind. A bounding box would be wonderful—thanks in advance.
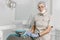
[31,25,36,33]
[40,25,52,37]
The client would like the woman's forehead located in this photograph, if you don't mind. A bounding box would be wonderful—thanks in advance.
[38,4,45,6]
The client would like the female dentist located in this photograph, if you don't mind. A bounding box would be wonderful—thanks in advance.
[23,1,53,40]
[32,1,53,40]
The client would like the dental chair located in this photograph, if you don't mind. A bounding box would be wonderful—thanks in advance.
[6,30,33,40]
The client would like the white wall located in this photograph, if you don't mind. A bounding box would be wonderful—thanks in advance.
[0,0,15,26]
[52,0,60,29]
[15,0,34,21]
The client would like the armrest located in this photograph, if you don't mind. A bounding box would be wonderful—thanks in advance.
[15,30,26,37]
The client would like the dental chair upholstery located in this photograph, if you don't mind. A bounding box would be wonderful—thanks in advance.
[6,30,33,40]
[7,35,32,40]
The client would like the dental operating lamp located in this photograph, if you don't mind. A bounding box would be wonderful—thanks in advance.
[7,0,16,8]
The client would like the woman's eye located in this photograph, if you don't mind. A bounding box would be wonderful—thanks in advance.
[38,6,44,8]
[38,7,40,8]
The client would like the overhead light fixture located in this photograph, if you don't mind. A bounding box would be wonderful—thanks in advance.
[7,0,16,8]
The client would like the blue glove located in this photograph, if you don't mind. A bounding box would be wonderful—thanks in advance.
[23,31,39,38]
